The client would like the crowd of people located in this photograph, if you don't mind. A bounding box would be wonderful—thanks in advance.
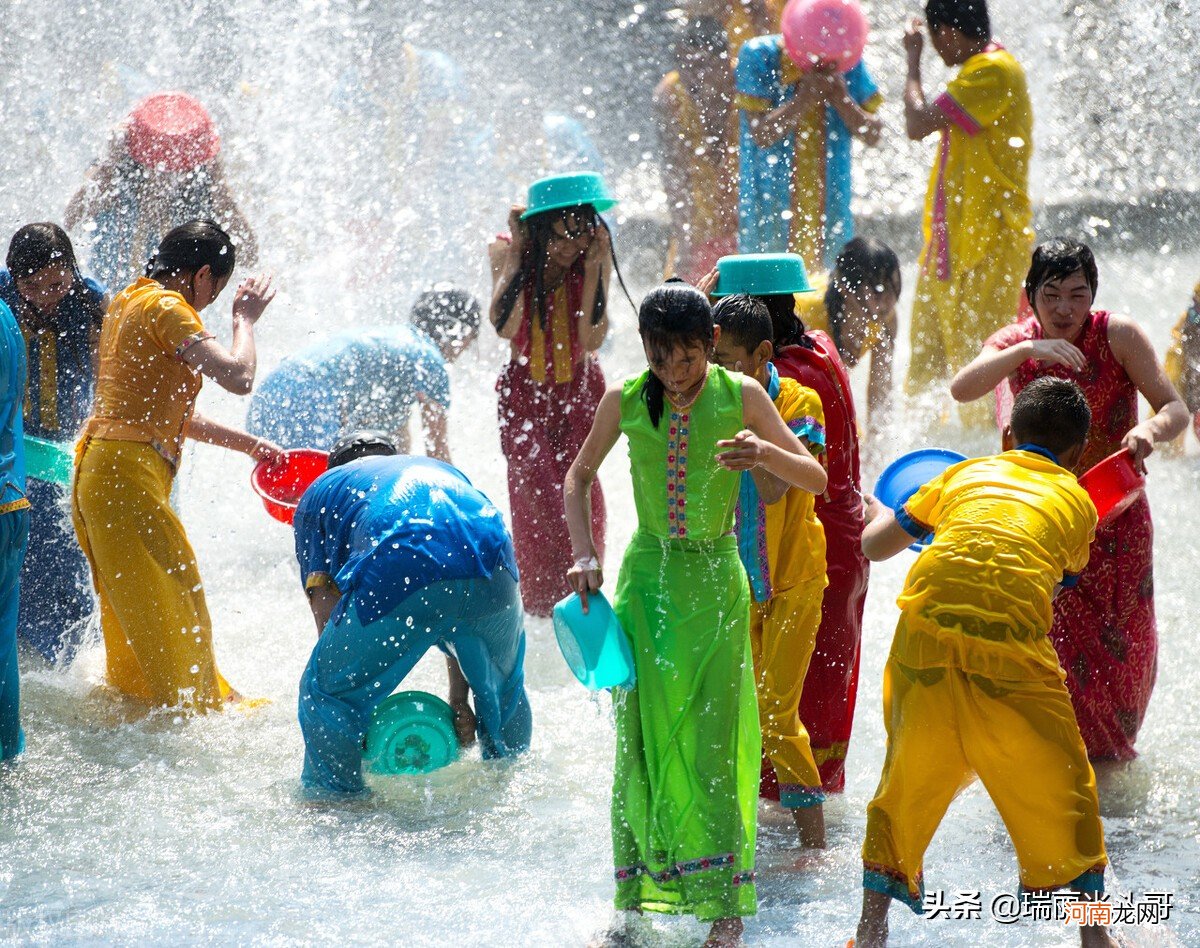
[0,0,1196,945]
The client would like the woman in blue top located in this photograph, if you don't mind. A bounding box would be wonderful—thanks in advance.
[0,224,107,662]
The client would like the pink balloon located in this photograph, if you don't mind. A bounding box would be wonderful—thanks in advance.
[781,0,870,72]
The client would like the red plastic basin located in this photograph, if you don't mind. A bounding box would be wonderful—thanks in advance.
[251,449,329,525]
[1077,449,1146,525]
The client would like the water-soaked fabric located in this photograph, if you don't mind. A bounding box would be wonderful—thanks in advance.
[988,311,1155,759]
[611,366,758,921]
[863,654,1106,912]
[299,572,530,794]
[772,332,868,792]
[0,509,30,761]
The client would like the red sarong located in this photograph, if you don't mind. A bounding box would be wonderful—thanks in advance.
[988,311,1157,759]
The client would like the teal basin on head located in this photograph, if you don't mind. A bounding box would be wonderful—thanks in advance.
[521,171,618,219]
[712,253,812,297]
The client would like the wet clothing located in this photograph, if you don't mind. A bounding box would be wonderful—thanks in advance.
[247,326,450,451]
[294,456,529,794]
[72,278,233,709]
[863,449,1104,911]
[0,270,105,662]
[989,311,1157,759]
[770,332,868,792]
[497,254,605,616]
[0,299,29,759]
[736,36,882,271]
[612,366,759,921]
[907,43,1034,401]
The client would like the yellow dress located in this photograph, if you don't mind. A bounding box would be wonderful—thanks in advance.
[906,45,1034,418]
[737,369,827,807]
[862,449,1106,911]
[72,278,233,711]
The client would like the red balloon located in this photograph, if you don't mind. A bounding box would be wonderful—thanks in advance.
[781,0,870,72]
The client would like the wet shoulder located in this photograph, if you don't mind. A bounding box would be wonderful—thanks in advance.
[706,364,744,420]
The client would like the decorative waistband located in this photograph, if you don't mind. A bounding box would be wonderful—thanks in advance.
[628,530,738,554]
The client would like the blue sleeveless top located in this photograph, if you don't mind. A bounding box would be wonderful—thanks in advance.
[0,270,105,440]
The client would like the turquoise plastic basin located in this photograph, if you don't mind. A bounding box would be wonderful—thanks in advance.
[552,590,636,691]
[712,253,812,297]
[364,690,460,775]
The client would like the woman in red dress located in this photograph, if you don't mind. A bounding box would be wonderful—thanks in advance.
[489,175,618,616]
[951,238,1187,759]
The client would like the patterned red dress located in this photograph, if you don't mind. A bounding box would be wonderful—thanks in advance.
[988,311,1156,760]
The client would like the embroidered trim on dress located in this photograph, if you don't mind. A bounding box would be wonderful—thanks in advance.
[666,409,690,539]
[614,852,736,884]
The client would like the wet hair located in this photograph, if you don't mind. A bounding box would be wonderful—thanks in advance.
[760,293,815,351]
[639,280,714,427]
[147,218,236,281]
[327,429,398,469]
[494,205,634,333]
[410,283,482,344]
[925,0,991,40]
[712,294,772,354]
[825,237,902,356]
[6,222,103,326]
[1010,377,1091,458]
[1024,238,1099,313]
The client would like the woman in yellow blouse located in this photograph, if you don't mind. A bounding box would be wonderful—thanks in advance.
[72,219,281,712]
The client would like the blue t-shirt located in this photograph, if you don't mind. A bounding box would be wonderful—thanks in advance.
[0,299,26,506]
[294,455,518,625]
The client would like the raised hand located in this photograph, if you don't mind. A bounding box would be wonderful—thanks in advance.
[716,429,767,471]
[231,274,276,324]
[1028,338,1087,372]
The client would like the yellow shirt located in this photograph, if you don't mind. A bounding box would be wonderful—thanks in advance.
[893,449,1096,682]
[83,277,213,466]
[924,45,1034,278]
[739,371,826,600]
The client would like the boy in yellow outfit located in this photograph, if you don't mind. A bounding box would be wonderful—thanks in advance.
[712,294,829,848]
[902,0,1034,423]
[1163,279,1200,449]
[853,376,1111,948]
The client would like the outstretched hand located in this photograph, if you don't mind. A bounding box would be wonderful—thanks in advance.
[231,274,276,324]
[716,429,768,471]
[248,438,285,465]
[695,267,719,298]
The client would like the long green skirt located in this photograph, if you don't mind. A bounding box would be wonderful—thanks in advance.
[611,532,760,921]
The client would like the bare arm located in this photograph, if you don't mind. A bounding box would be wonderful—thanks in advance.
[185,412,282,462]
[950,338,1087,402]
[1107,316,1189,463]
[861,495,919,561]
[902,19,951,141]
[445,655,477,746]
[826,75,883,147]
[419,399,451,463]
[745,86,822,148]
[488,209,526,340]
[307,584,340,635]
[179,275,275,395]
[563,386,623,606]
[718,379,828,494]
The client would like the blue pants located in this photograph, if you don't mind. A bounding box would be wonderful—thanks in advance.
[0,507,31,760]
[18,478,92,662]
[298,571,532,794]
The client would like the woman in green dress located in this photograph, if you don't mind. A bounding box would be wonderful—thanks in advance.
[564,282,827,945]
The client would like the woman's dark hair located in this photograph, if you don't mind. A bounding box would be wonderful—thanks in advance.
[761,293,814,351]
[410,283,482,342]
[825,236,902,357]
[494,205,634,333]
[712,295,772,353]
[6,222,103,327]
[1024,238,1098,314]
[639,280,714,427]
[1010,376,1091,457]
[925,0,991,40]
[147,218,236,280]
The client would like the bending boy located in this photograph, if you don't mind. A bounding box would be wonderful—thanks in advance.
[855,377,1111,948]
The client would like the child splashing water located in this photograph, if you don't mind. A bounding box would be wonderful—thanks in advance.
[564,282,826,946]
[712,294,829,847]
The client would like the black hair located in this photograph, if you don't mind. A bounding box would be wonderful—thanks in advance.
[825,236,901,359]
[328,429,398,468]
[1010,377,1091,458]
[147,218,236,281]
[494,205,634,333]
[6,222,103,328]
[760,293,814,351]
[925,0,991,40]
[712,294,772,353]
[1024,238,1099,314]
[410,283,482,344]
[639,280,714,427]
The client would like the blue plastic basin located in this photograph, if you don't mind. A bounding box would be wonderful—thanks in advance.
[873,448,968,551]
[552,591,636,691]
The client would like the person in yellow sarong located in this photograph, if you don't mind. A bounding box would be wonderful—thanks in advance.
[901,0,1034,425]
[656,16,740,286]
[1162,279,1200,450]
[72,219,281,712]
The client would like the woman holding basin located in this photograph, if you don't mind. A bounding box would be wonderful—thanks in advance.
[951,238,1188,761]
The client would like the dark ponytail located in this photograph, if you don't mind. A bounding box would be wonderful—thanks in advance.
[638,280,713,427]
[147,218,236,281]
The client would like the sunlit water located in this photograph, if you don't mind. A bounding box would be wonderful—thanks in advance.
[1,0,1198,944]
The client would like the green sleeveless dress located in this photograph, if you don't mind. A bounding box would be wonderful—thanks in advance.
[611,365,760,921]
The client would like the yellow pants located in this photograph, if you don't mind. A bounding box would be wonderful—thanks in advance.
[72,439,232,711]
[749,577,826,808]
[863,651,1106,912]
[906,235,1031,427]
